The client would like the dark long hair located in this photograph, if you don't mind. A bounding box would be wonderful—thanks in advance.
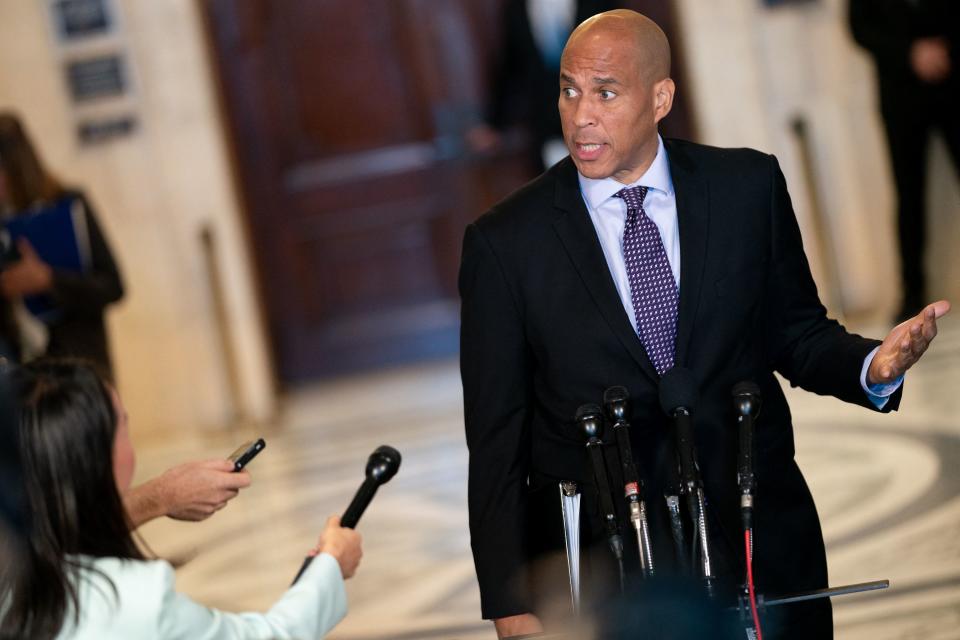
[0,112,64,211]
[0,359,144,640]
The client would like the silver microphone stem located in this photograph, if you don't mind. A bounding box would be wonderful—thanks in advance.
[560,481,582,616]
[696,487,716,598]
[629,499,655,577]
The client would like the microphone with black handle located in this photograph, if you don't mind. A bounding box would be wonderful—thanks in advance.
[659,367,715,596]
[732,381,761,531]
[603,386,654,578]
[576,403,625,592]
[732,381,764,638]
[292,445,401,584]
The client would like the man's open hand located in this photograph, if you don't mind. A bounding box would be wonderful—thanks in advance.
[868,300,951,385]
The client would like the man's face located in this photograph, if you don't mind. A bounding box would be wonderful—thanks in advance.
[558,30,669,184]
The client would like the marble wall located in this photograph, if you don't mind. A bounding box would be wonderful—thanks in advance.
[675,0,960,320]
[0,0,274,433]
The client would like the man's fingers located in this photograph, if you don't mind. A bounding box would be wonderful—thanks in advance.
[929,300,951,320]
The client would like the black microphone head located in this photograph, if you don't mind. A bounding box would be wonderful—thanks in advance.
[602,386,630,424]
[732,380,761,398]
[575,403,604,441]
[732,380,762,417]
[658,367,699,415]
[365,445,401,484]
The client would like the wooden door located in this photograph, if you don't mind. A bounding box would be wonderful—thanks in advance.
[202,0,693,384]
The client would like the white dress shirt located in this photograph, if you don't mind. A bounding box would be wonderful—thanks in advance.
[576,135,900,406]
[56,553,347,639]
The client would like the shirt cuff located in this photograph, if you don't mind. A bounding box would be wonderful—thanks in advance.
[861,346,904,409]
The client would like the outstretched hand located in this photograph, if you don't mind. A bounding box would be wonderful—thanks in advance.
[125,459,252,527]
[868,300,951,385]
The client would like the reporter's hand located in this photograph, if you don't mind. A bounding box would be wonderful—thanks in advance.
[494,613,544,639]
[125,459,251,527]
[314,515,363,579]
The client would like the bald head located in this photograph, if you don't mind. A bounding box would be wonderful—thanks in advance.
[564,10,671,85]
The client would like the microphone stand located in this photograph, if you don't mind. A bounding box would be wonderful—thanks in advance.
[673,405,716,597]
[576,404,625,594]
[733,382,761,637]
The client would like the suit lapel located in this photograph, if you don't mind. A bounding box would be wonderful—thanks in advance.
[550,160,660,384]
[666,140,710,368]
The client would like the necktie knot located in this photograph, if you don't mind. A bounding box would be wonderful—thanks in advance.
[614,186,649,211]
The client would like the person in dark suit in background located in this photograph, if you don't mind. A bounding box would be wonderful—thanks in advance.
[467,0,615,172]
[0,112,123,378]
[459,10,950,639]
[849,0,959,323]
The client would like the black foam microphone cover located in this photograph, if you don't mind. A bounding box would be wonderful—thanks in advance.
[341,445,401,528]
[730,380,760,418]
[659,367,699,415]
[576,403,604,442]
[603,386,630,424]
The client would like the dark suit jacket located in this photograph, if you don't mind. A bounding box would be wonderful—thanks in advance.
[849,0,959,113]
[459,139,901,633]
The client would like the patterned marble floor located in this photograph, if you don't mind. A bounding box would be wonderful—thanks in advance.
[134,315,960,639]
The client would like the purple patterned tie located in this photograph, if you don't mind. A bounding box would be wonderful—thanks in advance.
[615,186,678,375]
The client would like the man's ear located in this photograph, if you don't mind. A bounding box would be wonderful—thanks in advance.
[653,78,675,123]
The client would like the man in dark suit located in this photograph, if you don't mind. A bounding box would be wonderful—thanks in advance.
[459,10,950,639]
[849,0,959,322]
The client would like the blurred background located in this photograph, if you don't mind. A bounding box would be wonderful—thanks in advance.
[1,0,957,638]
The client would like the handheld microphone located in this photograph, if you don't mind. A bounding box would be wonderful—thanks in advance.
[732,382,761,527]
[341,445,402,527]
[576,403,625,590]
[603,386,654,577]
[292,445,401,584]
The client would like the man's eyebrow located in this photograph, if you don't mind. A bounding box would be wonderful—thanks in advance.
[560,73,576,84]
[593,76,620,85]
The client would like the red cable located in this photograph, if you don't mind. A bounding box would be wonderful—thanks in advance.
[745,529,763,640]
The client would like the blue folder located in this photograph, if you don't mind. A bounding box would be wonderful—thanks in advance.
[3,195,90,321]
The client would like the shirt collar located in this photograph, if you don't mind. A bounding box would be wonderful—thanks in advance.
[577,135,674,211]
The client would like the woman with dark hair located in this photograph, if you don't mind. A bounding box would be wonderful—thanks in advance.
[0,113,123,377]
[0,359,362,639]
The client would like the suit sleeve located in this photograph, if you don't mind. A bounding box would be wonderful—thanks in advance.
[459,222,535,619]
[158,553,348,639]
[49,193,124,315]
[764,155,901,412]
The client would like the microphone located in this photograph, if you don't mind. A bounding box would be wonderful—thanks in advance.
[292,445,401,584]
[341,445,402,527]
[659,367,700,496]
[732,381,761,531]
[576,403,625,591]
[603,386,654,577]
[659,367,715,594]
[732,382,763,638]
